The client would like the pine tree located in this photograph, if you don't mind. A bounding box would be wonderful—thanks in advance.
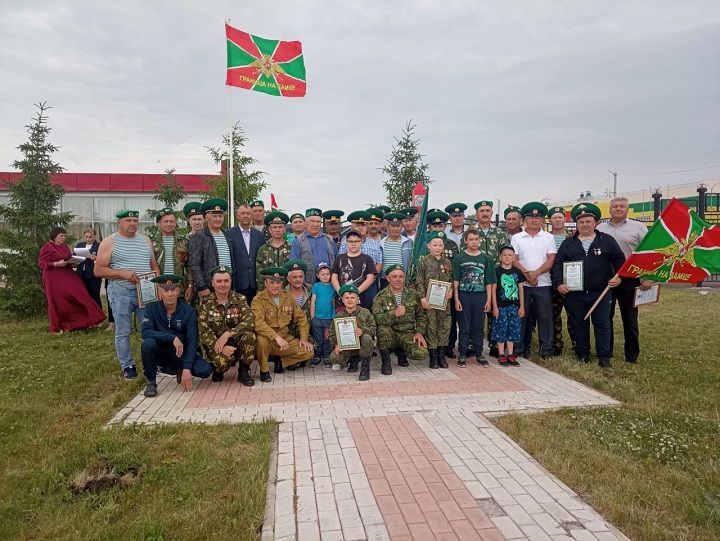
[0,103,73,317]
[380,120,431,210]
[203,123,267,208]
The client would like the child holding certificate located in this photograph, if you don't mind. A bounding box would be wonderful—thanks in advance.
[491,246,526,366]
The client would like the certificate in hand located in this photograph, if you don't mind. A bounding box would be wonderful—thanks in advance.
[633,283,660,307]
[136,271,159,308]
[427,279,451,310]
[334,317,360,350]
[563,261,584,291]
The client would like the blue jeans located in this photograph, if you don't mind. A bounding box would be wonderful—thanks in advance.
[311,318,333,358]
[107,281,146,369]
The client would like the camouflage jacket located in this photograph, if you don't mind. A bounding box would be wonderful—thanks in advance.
[150,231,189,288]
[475,226,509,264]
[255,241,292,290]
[284,283,312,337]
[416,254,453,301]
[372,284,427,334]
[197,291,254,351]
[328,306,376,348]
[251,288,309,341]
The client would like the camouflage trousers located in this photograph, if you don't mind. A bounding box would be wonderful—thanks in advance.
[425,307,452,348]
[552,288,575,353]
[329,334,375,366]
[206,331,256,375]
[256,333,314,371]
[377,325,428,360]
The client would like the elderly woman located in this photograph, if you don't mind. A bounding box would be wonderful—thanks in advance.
[38,226,106,333]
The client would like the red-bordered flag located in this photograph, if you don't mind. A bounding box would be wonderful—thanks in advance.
[225,24,306,97]
[270,193,279,210]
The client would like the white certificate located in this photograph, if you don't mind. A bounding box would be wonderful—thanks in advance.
[563,261,584,291]
[136,271,158,307]
[335,317,360,350]
[427,279,451,310]
[633,283,660,307]
[74,247,93,258]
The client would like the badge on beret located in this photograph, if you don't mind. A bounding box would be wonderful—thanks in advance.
[503,206,522,218]
[427,210,449,224]
[183,201,202,217]
[261,266,288,278]
[151,273,183,286]
[283,259,308,273]
[250,199,264,207]
[473,200,494,210]
[445,202,468,214]
[338,283,360,296]
[264,211,290,226]
[201,198,228,214]
[426,231,446,243]
[116,209,139,219]
[384,264,404,275]
[521,201,549,218]
[155,207,175,222]
[210,265,233,276]
[547,206,565,218]
[384,212,405,223]
[305,208,322,218]
[400,207,418,217]
[290,213,305,221]
[322,210,345,222]
[366,208,385,221]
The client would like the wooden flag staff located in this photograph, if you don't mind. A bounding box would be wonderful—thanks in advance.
[583,274,618,320]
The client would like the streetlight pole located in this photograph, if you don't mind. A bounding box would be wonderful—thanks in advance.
[609,170,618,198]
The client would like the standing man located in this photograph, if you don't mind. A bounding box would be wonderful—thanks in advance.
[150,208,190,298]
[547,206,572,355]
[188,198,235,301]
[290,208,338,283]
[377,205,391,236]
[95,209,160,379]
[596,196,652,363]
[380,212,414,286]
[323,210,345,250]
[401,208,419,241]
[444,202,468,358]
[504,206,523,237]
[250,199,266,231]
[227,202,265,305]
[286,212,306,245]
[427,210,459,260]
[140,274,213,397]
[183,201,204,235]
[366,208,385,242]
[256,211,292,291]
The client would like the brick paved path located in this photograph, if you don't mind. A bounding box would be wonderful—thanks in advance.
[112,357,629,541]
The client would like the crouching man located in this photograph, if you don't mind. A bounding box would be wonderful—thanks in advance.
[329,284,377,381]
[141,274,212,398]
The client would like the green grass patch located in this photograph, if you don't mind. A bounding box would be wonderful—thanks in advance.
[495,288,720,541]
[0,316,274,540]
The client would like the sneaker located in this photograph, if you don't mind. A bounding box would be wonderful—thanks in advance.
[508,355,520,367]
[143,382,157,397]
[332,363,342,371]
[310,358,322,366]
[476,356,490,367]
[497,355,508,366]
[457,356,467,368]
[156,367,175,378]
[322,357,332,366]
[123,365,137,380]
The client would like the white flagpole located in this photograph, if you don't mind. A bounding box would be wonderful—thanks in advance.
[226,19,235,227]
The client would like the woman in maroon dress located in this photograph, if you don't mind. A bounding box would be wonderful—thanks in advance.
[38,227,106,333]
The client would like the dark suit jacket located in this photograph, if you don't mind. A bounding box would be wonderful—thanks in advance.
[74,240,100,280]
[226,226,265,291]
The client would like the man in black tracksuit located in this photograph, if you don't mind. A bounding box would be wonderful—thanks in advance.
[552,203,625,368]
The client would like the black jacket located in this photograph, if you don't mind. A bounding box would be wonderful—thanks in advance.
[74,240,100,280]
[188,227,235,293]
[225,226,265,291]
[552,231,626,292]
[141,299,198,370]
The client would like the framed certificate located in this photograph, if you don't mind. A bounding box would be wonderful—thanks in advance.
[427,279,451,310]
[633,283,660,307]
[136,271,159,307]
[563,261,584,291]
[334,316,360,350]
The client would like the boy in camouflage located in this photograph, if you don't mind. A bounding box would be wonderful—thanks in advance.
[417,231,454,369]
[328,283,376,381]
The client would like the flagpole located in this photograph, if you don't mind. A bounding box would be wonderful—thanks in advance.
[583,277,615,320]
[226,18,235,227]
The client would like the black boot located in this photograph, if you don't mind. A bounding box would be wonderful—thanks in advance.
[429,348,439,369]
[212,371,224,382]
[380,350,392,375]
[358,356,371,381]
[260,371,272,382]
[272,356,284,373]
[599,357,612,369]
[237,363,255,386]
[444,345,456,359]
[396,349,409,367]
[489,345,499,358]
[438,348,449,369]
[347,356,359,373]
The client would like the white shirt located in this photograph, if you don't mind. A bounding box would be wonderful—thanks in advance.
[511,229,557,287]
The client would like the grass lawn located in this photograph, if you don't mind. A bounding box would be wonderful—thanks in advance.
[0,315,275,540]
[495,287,720,541]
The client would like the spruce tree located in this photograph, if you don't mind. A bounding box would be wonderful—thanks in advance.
[380,120,431,210]
[0,103,73,317]
[203,123,267,207]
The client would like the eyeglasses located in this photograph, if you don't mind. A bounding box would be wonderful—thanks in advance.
[347,239,362,244]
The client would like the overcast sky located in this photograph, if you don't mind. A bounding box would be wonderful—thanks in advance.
[1,1,719,211]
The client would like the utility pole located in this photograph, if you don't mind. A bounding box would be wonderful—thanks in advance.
[609,170,617,197]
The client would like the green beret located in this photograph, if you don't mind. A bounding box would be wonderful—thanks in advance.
[183,201,202,218]
[305,208,322,218]
[250,199,264,208]
[338,283,360,296]
[347,210,371,223]
[116,209,139,219]
[400,207,418,217]
[521,201,549,218]
[322,210,345,222]
[283,259,308,273]
[474,200,494,210]
[427,210,450,225]
[264,211,290,225]
[201,198,228,214]
[151,273,183,285]
[210,265,233,276]
[426,231,447,243]
[155,207,175,222]
[547,206,566,218]
[377,205,391,214]
[290,213,305,221]
[444,203,468,214]
[384,264,404,275]
[384,212,405,223]
[571,203,601,221]
[366,208,385,221]
[503,206,522,218]
[260,267,288,278]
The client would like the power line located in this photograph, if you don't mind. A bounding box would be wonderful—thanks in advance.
[617,163,720,176]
